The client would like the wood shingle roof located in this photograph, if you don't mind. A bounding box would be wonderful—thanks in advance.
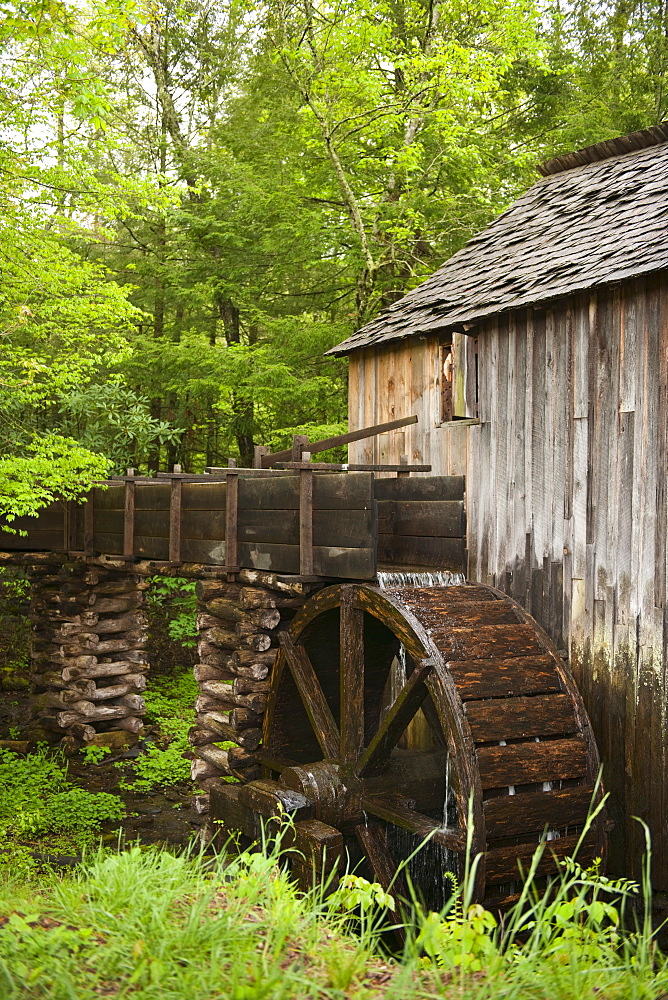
[328,124,668,356]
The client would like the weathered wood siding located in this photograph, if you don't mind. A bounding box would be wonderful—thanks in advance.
[347,272,668,885]
[348,337,473,475]
[466,274,668,885]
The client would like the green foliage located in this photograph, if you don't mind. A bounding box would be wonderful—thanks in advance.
[119,668,197,790]
[329,874,395,914]
[81,745,112,767]
[147,577,198,649]
[0,746,124,849]
[118,740,191,793]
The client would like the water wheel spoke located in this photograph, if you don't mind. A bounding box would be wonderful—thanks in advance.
[256,752,298,774]
[420,692,447,748]
[356,657,436,777]
[363,793,467,852]
[339,587,365,763]
[355,820,408,929]
[279,632,340,759]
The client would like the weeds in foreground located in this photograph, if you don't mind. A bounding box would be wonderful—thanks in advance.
[0,805,666,999]
[0,746,123,852]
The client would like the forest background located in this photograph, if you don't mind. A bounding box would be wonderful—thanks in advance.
[1,0,666,521]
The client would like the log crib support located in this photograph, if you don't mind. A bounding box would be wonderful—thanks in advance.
[28,558,149,743]
[190,570,320,812]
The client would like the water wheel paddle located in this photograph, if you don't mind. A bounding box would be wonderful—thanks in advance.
[211,583,606,909]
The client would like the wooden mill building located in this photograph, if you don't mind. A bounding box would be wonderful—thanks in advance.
[329,123,668,886]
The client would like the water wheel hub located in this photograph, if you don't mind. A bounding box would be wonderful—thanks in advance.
[281,761,362,827]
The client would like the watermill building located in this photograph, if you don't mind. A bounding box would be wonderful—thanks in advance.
[329,123,668,886]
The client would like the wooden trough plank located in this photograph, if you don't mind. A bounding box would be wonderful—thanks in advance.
[92,531,123,555]
[3,506,64,532]
[134,510,170,537]
[376,500,465,538]
[464,693,577,743]
[182,483,227,510]
[135,484,171,510]
[484,829,598,886]
[447,655,562,700]
[134,535,169,560]
[476,737,589,789]
[0,528,65,550]
[483,784,595,839]
[238,472,374,511]
[377,534,465,570]
[374,476,465,502]
[179,538,376,579]
[93,486,124,510]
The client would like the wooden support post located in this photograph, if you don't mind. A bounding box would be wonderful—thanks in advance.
[63,501,71,552]
[84,493,94,557]
[291,435,309,462]
[254,446,270,469]
[169,465,182,565]
[225,471,239,581]
[397,455,410,479]
[299,453,314,577]
[123,469,135,560]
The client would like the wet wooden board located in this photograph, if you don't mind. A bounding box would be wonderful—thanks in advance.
[180,539,376,579]
[464,693,577,743]
[476,737,589,789]
[0,528,64,550]
[376,500,465,537]
[429,624,544,660]
[447,656,561,700]
[483,784,595,838]
[377,534,465,570]
[484,829,599,885]
[374,476,465,501]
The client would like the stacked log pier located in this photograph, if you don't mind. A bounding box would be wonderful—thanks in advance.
[28,560,149,742]
[190,570,318,796]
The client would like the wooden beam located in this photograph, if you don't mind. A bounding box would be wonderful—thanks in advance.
[225,471,239,580]
[261,415,419,467]
[278,632,340,759]
[299,458,314,577]
[278,463,431,472]
[340,587,365,764]
[169,472,182,565]
[356,657,435,777]
[362,794,467,851]
[123,470,135,559]
[84,494,94,557]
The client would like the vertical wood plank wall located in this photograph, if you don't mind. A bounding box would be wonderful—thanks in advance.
[347,337,471,474]
[467,275,668,885]
[347,273,668,885]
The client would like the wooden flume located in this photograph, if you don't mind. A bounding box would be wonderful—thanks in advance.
[211,582,606,909]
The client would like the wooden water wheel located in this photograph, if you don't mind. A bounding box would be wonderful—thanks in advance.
[211,583,606,910]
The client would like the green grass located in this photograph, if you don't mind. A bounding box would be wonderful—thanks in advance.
[0,817,666,1000]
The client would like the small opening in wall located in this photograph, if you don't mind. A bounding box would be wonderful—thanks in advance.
[439,335,479,423]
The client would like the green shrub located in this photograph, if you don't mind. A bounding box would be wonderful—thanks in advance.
[119,669,197,791]
[0,746,124,849]
[146,576,197,648]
